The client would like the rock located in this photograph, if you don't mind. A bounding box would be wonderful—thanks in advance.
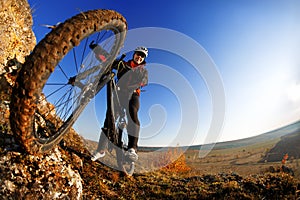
[0,147,83,199]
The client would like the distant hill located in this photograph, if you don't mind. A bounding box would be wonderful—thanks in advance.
[187,120,300,151]
[260,127,300,162]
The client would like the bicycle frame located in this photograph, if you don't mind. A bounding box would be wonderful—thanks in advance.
[104,73,126,150]
[101,64,135,175]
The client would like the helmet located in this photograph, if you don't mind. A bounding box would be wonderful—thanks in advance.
[134,46,148,58]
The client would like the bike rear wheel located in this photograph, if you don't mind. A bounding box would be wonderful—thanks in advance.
[116,128,135,176]
[116,148,135,176]
[10,9,127,154]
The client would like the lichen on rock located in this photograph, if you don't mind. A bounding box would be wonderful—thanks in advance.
[0,0,36,75]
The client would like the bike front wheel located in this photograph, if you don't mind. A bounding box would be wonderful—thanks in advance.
[10,9,127,154]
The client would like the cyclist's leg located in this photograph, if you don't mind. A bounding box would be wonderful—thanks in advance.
[127,93,140,151]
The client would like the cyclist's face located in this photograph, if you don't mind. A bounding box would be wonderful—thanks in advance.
[133,52,145,64]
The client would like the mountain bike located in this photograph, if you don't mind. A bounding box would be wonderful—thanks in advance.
[98,62,136,175]
[9,9,128,155]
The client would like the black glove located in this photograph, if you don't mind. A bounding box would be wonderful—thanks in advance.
[89,41,98,50]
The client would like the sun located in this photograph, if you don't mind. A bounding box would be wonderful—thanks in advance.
[286,83,300,102]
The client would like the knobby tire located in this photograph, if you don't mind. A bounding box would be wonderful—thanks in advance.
[9,9,127,154]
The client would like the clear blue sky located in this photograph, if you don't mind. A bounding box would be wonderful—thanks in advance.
[28,0,300,147]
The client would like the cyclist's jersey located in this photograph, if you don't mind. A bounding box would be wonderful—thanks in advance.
[116,60,148,96]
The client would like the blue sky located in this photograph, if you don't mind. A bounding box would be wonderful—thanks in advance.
[28,0,300,147]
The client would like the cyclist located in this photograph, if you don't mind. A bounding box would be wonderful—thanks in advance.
[91,46,149,162]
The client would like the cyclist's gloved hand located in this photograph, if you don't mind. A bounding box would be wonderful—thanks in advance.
[89,41,98,50]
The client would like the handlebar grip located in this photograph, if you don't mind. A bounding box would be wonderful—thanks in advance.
[119,54,126,61]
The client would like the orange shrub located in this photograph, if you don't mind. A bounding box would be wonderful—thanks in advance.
[154,147,191,173]
[282,153,289,165]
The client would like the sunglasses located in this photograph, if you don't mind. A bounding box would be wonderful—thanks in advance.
[135,52,146,58]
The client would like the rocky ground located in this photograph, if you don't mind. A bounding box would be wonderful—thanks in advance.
[0,124,299,199]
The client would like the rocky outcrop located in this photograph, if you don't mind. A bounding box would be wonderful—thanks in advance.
[0,0,36,126]
[0,147,83,199]
[0,1,84,199]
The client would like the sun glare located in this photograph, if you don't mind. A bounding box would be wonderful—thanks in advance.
[287,83,300,103]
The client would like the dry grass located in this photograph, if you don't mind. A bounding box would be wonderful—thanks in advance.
[184,139,300,180]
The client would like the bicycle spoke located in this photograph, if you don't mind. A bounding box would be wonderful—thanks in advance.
[45,84,68,99]
[59,90,74,121]
[57,64,69,80]
[102,31,115,49]
[54,88,75,116]
[73,48,79,73]
[80,37,89,66]
[96,31,105,43]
